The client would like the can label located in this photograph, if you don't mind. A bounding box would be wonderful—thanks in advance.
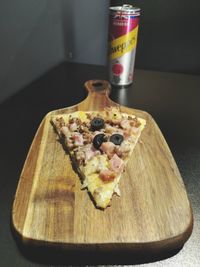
[109,10,140,86]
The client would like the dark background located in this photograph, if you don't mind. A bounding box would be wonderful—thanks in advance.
[111,0,200,74]
[0,0,200,103]
[0,0,109,103]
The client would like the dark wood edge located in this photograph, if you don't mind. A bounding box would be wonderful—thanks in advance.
[12,118,46,237]
[11,207,193,253]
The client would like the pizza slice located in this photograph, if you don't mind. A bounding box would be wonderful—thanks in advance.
[51,108,146,209]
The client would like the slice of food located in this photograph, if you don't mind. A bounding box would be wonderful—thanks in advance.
[51,108,146,209]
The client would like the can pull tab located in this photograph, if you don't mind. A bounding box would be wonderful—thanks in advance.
[122,4,133,10]
[120,4,140,14]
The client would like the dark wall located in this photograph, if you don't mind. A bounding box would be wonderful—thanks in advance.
[110,0,200,74]
[0,1,199,103]
[62,0,109,65]
[0,0,109,103]
[0,0,65,103]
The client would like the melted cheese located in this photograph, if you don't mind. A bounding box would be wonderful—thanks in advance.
[85,173,120,209]
[78,111,88,122]
[83,155,108,176]
[82,154,119,208]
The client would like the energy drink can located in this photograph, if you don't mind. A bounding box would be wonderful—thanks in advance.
[108,4,140,86]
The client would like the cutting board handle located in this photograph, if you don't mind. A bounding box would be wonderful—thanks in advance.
[80,80,117,110]
[84,80,111,95]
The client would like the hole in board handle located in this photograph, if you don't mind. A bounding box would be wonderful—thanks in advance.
[92,82,103,88]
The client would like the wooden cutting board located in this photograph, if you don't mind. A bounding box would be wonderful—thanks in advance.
[12,80,193,252]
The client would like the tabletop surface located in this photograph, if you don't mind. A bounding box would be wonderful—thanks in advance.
[0,62,199,266]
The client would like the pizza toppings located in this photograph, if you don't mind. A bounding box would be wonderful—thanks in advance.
[115,140,132,158]
[84,144,98,162]
[69,122,78,132]
[120,118,130,129]
[51,108,146,209]
[91,117,105,131]
[110,134,124,145]
[109,154,124,173]
[75,144,100,165]
[99,169,116,182]
[55,111,144,167]
[72,132,84,146]
[100,141,116,158]
[93,133,107,149]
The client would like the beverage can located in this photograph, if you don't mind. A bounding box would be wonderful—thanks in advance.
[108,4,140,86]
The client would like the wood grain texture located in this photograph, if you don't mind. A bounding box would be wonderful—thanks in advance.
[12,80,193,251]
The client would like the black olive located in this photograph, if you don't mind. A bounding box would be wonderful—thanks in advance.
[91,117,105,131]
[93,134,107,149]
[110,134,124,145]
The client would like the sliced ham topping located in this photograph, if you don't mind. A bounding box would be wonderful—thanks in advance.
[109,154,124,173]
[120,118,130,130]
[84,145,96,162]
[72,132,84,146]
[100,141,116,158]
[69,122,78,131]
[99,169,116,182]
